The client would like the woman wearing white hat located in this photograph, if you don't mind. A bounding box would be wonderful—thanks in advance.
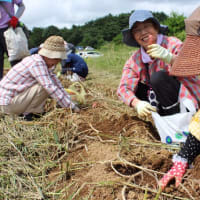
[0,35,79,121]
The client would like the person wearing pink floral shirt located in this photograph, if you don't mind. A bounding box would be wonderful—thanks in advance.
[117,10,200,118]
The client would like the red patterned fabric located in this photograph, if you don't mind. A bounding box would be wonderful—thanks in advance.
[160,161,188,190]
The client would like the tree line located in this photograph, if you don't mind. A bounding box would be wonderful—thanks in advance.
[28,11,186,49]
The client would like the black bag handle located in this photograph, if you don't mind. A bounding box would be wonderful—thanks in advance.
[144,63,151,87]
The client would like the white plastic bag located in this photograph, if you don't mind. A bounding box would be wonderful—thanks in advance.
[66,73,81,82]
[152,98,196,144]
[4,27,30,62]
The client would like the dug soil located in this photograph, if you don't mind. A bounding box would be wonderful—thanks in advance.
[44,68,200,200]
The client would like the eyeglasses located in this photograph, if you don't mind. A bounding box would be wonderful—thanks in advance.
[132,23,154,35]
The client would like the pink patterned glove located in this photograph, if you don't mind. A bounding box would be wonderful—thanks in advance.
[160,161,188,190]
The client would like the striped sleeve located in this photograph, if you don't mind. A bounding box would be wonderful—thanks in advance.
[29,62,75,108]
[117,54,140,106]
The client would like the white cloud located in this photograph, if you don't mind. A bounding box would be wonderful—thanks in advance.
[20,0,200,29]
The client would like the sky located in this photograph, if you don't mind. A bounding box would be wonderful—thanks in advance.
[20,0,200,30]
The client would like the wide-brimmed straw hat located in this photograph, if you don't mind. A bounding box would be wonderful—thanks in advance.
[39,35,66,59]
[170,6,200,77]
[122,10,168,47]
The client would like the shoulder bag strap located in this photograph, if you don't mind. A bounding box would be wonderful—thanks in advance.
[144,63,151,87]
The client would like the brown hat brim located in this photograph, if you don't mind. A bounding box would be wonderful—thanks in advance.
[170,35,200,77]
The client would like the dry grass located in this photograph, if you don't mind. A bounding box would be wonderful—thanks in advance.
[1,47,199,199]
[0,69,128,199]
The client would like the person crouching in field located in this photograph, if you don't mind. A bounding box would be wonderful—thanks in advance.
[160,6,200,190]
[0,35,80,121]
[117,10,200,118]
[61,43,88,82]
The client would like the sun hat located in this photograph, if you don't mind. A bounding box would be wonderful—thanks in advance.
[122,10,168,47]
[39,35,66,59]
[170,6,200,77]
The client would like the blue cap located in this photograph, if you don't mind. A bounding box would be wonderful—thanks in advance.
[122,10,168,47]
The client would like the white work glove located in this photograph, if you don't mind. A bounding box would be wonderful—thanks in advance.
[72,105,80,113]
[147,44,173,64]
[135,100,156,117]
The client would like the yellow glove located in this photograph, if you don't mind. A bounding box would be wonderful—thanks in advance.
[65,82,86,104]
[135,100,156,117]
[57,71,61,78]
[147,44,173,64]
[65,88,77,95]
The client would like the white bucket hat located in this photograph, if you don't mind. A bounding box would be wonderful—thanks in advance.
[39,35,66,59]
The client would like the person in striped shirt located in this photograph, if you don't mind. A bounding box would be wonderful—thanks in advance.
[117,10,200,118]
[0,35,80,120]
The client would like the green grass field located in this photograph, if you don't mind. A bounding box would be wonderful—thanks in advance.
[4,54,11,69]
[86,43,136,75]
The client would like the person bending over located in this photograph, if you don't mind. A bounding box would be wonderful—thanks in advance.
[61,43,88,82]
[0,35,79,121]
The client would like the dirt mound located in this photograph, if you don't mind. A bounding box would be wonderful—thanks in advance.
[46,104,200,199]
[45,73,200,199]
[2,68,200,200]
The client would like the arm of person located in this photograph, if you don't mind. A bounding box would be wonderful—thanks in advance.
[117,56,156,117]
[29,62,76,109]
[50,68,66,90]
[50,70,80,111]
[15,2,25,18]
[9,2,25,28]
[117,58,140,107]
